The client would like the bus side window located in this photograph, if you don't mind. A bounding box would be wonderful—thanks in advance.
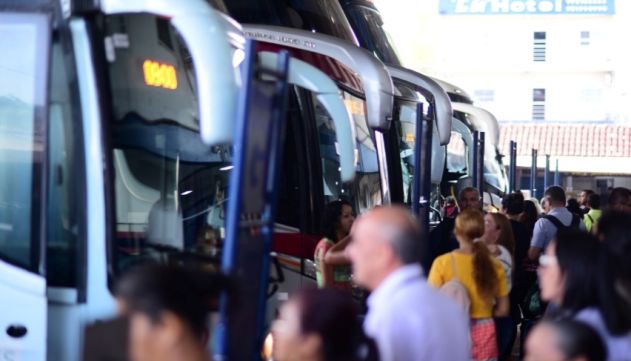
[47,34,81,288]
[275,94,302,230]
[394,101,418,206]
[447,132,468,175]
[313,94,345,205]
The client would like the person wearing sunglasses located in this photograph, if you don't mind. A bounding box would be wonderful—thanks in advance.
[537,230,631,361]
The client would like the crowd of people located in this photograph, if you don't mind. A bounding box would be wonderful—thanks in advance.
[100,185,631,361]
[309,185,631,361]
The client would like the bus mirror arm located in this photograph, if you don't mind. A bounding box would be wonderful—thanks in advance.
[170,14,238,146]
[258,51,357,182]
[101,1,240,145]
[386,65,452,146]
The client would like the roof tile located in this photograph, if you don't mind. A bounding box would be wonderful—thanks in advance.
[499,123,631,158]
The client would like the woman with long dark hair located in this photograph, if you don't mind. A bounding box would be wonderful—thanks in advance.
[429,208,510,361]
[271,288,377,361]
[314,200,355,291]
[596,210,631,306]
[538,230,631,360]
[520,199,540,234]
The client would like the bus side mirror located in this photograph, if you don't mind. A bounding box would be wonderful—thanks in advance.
[258,51,357,182]
[101,0,240,146]
[387,65,453,146]
[170,14,238,146]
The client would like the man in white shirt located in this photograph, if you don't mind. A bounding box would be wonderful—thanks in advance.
[346,206,470,361]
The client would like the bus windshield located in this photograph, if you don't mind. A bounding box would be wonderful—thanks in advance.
[221,0,358,44]
[342,3,402,66]
[105,14,230,275]
[0,13,48,272]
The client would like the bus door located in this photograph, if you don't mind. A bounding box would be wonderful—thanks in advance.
[216,42,290,361]
[0,11,50,361]
[216,47,358,360]
[257,50,358,323]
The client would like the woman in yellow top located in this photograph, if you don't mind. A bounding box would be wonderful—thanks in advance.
[428,208,510,361]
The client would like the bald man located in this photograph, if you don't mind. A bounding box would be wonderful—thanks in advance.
[346,206,470,361]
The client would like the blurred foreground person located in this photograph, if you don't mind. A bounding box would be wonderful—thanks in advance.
[429,209,509,361]
[525,320,606,361]
[347,206,470,361]
[272,288,377,361]
[538,230,631,361]
[115,264,226,361]
[596,210,631,306]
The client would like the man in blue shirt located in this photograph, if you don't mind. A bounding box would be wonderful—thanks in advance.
[528,186,585,261]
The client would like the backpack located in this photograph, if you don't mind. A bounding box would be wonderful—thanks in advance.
[520,280,546,320]
[543,214,580,231]
[440,253,471,314]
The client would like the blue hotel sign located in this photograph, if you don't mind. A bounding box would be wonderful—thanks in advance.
[440,0,615,15]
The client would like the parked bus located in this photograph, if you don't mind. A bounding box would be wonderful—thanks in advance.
[0,1,360,360]
[220,0,455,226]
[0,0,240,359]
[434,78,509,207]
[238,24,395,304]
[341,0,509,209]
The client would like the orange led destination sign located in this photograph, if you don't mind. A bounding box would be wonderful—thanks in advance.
[143,59,177,90]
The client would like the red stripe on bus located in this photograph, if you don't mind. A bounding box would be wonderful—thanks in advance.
[272,233,320,259]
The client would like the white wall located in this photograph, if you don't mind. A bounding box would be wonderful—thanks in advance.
[374,0,631,123]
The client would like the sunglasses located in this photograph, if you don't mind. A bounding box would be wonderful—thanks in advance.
[539,254,558,267]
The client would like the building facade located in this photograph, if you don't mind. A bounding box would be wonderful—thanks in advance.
[375,0,631,123]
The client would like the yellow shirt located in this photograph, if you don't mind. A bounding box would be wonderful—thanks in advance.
[428,251,509,319]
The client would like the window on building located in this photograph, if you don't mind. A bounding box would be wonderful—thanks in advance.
[580,31,590,46]
[533,31,546,62]
[532,88,546,120]
[581,89,602,103]
[474,89,495,102]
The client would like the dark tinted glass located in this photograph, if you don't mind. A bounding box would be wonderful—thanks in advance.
[222,0,358,44]
[343,92,382,212]
[47,31,82,287]
[0,13,48,272]
[342,4,402,65]
[448,92,474,104]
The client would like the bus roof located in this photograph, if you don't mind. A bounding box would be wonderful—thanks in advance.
[243,24,394,130]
